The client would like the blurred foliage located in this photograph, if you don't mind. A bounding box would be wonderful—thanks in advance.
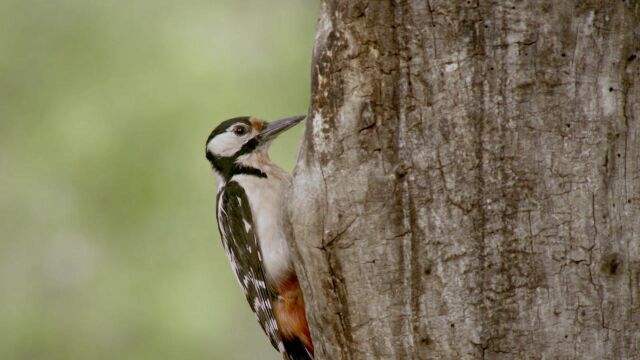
[0,0,317,359]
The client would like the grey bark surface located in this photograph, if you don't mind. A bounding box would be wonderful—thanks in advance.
[286,1,640,359]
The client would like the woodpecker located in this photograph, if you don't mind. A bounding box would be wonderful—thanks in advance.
[205,115,313,360]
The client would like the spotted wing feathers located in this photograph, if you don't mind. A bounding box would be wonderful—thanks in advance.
[216,181,284,352]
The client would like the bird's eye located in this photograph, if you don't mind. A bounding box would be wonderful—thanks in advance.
[233,126,248,136]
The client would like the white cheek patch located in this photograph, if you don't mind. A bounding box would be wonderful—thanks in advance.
[207,132,244,157]
[207,128,260,158]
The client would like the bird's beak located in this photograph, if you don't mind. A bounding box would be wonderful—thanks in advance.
[256,115,305,143]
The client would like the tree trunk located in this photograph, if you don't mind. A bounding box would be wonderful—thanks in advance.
[286,1,640,359]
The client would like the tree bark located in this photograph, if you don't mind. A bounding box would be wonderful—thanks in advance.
[286,1,640,359]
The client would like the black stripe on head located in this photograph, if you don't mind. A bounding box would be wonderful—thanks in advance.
[205,116,267,181]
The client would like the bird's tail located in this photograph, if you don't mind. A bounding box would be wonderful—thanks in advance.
[282,337,313,360]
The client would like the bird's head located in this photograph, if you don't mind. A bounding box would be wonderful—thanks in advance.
[205,115,305,180]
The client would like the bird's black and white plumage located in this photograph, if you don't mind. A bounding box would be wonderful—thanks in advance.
[216,181,283,350]
[206,116,313,360]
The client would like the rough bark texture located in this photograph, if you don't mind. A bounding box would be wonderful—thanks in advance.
[286,1,640,359]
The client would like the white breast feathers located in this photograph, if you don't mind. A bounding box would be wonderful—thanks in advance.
[232,170,292,285]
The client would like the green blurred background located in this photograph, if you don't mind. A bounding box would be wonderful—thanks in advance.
[0,0,317,359]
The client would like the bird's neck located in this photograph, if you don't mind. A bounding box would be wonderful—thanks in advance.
[211,148,288,184]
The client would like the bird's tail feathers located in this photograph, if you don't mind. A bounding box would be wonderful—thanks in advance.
[282,337,313,360]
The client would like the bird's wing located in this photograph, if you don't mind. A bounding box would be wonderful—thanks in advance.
[216,180,284,352]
